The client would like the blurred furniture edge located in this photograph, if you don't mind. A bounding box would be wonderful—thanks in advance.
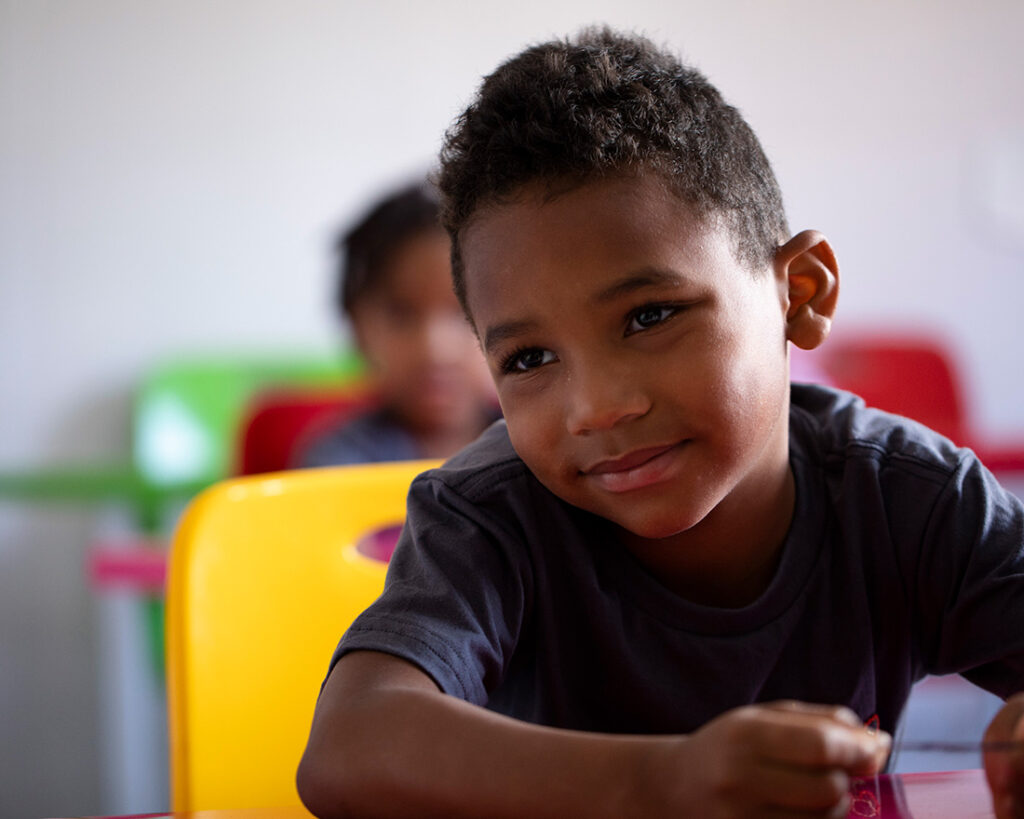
[165,460,439,811]
[813,331,1024,476]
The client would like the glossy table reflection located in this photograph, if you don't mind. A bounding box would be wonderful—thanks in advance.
[849,769,994,817]
[58,769,996,819]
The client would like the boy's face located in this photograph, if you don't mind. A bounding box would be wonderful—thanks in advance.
[351,229,494,435]
[460,175,793,545]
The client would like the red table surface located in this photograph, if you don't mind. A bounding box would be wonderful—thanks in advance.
[53,769,997,819]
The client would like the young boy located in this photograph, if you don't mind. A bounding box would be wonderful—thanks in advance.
[296,180,496,468]
[299,29,1024,818]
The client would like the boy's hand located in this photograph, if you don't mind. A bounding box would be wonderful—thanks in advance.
[984,693,1024,819]
[661,701,891,818]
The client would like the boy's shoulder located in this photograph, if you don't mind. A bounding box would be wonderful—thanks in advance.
[789,382,968,481]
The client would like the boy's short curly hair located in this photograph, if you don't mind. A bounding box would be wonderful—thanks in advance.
[336,180,441,317]
[438,27,789,311]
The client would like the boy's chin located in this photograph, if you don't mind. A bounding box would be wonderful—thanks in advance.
[612,509,705,543]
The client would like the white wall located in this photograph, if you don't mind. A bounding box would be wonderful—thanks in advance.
[1,1,1022,815]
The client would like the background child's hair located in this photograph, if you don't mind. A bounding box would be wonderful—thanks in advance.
[438,27,789,311]
[336,180,442,317]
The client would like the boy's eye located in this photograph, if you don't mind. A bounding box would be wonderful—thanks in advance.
[626,305,677,334]
[502,347,556,373]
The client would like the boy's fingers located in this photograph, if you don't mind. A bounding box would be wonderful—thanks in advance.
[763,700,862,728]
[749,708,890,772]
[747,762,850,812]
[773,726,889,773]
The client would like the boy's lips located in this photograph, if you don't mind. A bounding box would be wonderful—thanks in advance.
[583,442,684,493]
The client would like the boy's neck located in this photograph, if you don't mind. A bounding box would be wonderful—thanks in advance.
[616,446,796,609]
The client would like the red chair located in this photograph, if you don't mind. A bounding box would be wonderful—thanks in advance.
[816,332,1024,476]
[234,385,378,476]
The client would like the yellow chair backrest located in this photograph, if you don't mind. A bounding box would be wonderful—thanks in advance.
[166,460,439,810]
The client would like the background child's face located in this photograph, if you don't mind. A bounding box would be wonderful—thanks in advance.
[351,229,493,434]
[460,175,793,543]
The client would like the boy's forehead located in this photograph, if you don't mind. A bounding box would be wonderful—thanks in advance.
[462,175,697,265]
[459,175,751,326]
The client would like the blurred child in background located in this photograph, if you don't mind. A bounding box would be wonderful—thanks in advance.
[296,180,497,467]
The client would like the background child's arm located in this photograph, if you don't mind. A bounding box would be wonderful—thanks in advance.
[984,693,1024,819]
[298,650,890,818]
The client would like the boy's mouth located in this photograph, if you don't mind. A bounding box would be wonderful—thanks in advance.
[583,443,683,493]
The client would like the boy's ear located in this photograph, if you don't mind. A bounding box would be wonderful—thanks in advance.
[775,230,839,351]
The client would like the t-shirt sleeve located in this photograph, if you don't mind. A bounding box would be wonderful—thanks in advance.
[327,471,533,705]
[916,452,1024,697]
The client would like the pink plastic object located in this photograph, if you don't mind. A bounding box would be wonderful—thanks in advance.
[88,523,404,595]
[354,523,403,563]
[88,540,168,592]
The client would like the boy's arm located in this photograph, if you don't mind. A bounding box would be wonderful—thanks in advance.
[984,693,1024,819]
[298,650,890,819]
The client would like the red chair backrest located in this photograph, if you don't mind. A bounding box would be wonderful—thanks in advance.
[235,386,377,475]
[817,334,968,444]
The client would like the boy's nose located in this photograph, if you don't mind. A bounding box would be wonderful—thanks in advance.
[565,365,650,435]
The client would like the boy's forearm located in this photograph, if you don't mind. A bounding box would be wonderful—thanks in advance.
[298,668,670,818]
[298,655,893,817]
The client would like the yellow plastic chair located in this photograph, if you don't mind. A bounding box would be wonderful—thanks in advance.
[165,460,439,811]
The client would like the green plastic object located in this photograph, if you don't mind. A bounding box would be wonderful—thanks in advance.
[0,465,204,532]
[0,464,154,502]
[133,349,366,489]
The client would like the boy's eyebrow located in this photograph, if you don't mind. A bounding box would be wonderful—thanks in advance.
[592,267,688,304]
[483,319,538,356]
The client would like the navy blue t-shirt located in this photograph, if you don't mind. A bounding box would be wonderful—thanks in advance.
[332,385,1024,735]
